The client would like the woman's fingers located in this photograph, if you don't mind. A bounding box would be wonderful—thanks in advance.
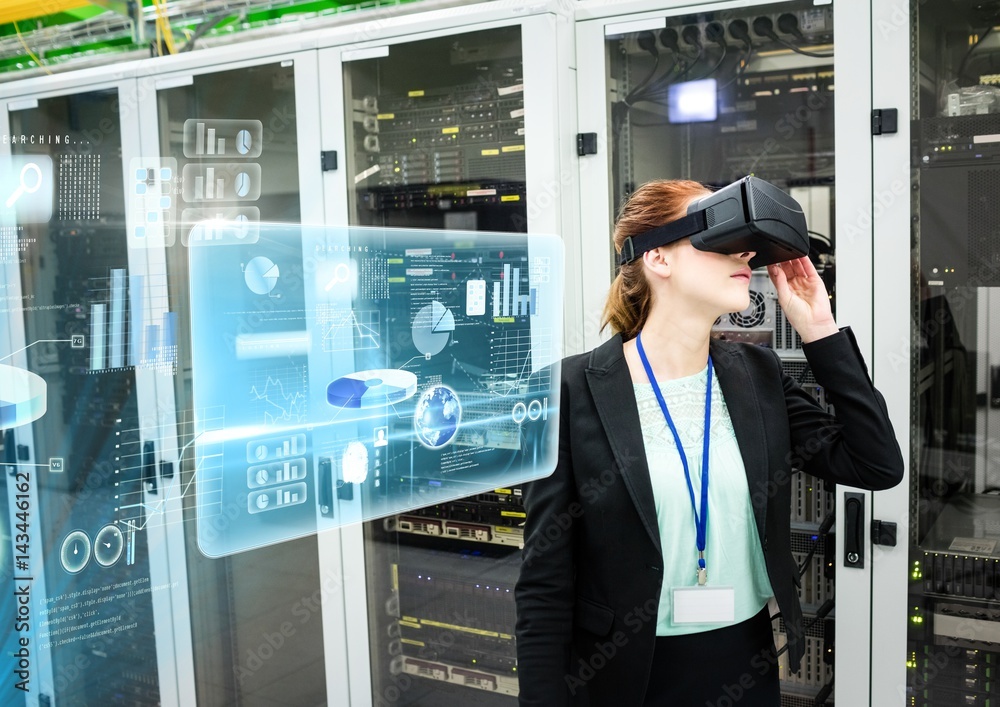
[767,263,788,295]
[792,257,810,281]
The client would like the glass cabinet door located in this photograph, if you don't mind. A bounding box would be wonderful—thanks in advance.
[149,59,332,706]
[0,87,169,706]
[343,25,528,233]
[900,2,1000,706]
[336,23,536,706]
[578,4,838,705]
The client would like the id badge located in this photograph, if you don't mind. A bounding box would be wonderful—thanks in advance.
[672,586,736,624]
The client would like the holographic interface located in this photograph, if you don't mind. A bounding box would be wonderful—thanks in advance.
[187,224,563,556]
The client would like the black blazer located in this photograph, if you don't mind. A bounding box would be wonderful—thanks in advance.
[514,328,903,707]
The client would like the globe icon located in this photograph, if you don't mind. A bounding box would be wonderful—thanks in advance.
[414,385,461,448]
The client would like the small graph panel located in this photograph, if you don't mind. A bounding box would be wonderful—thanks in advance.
[318,307,381,352]
[182,119,264,159]
[250,365,309,426]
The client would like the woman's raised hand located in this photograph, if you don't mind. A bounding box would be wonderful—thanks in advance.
[766,257,839,344]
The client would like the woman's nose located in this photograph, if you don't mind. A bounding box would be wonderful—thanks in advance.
[737,250,755,262]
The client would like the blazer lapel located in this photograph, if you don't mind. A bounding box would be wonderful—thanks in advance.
[585,335,661,555]
[711,339,770,541]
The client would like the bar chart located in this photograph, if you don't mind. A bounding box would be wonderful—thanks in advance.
[183,119,263,159]
[88,268,178,373]
[182,163,262,203]
[244,432,310,515]
[245,432,308,463]
[181,206,261,246]
[247,459,308,489]
[247,482,308,514]
[492,262,537,320]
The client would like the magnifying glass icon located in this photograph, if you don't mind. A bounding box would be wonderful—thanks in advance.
[5,162,43,208]
[324,262,353,291]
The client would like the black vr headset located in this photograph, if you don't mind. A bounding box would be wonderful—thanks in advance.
[618,176,810,270]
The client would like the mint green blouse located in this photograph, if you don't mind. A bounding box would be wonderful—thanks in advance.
[633,364,774,636]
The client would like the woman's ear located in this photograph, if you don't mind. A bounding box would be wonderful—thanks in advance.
[642,247,671,278]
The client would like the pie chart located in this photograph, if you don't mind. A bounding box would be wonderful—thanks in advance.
[236,129,253,155]
[327,369,418,409]
[412,301,455,356]
[245,256,279,295]
[0,363,47,429]
[234,214,251,239]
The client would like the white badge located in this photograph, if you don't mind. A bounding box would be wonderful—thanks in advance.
[672,586,736,624]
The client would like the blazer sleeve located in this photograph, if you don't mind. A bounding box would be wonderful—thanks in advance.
[515,370,576,707]
[776,327,904,490]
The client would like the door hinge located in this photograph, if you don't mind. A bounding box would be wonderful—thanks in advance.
[872,519,898,546]
[321,150,338,171]
[872,108,898,136]
[577,132,598,156]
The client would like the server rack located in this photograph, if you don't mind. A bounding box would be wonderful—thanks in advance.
[0,3,580,704]
[325,5,578,705]
[870,0,1000,703]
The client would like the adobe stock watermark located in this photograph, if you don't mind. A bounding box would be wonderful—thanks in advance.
[234,565,347,684]
[564,596,659,695]
[520,445,642,571]
[702,633,786,707]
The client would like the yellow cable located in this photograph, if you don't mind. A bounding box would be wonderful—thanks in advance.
[12,21,53,75]
[154,8,162,56]
[152,0,178,55]
[152,0,163,54]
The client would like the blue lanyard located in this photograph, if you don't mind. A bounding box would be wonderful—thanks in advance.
[635,331,713,581]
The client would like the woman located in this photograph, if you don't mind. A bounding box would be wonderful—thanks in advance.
[514,179,903,707]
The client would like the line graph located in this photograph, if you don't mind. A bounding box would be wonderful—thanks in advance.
[115,410,224,532]
[318,307,380,352]
[250,366,308,425]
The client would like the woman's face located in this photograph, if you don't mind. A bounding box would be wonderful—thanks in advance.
[653,239,756,319]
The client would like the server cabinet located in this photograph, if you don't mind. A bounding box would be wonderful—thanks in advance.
[133,51,350,706]
[575,0,875,704]
[0,4,578,704]
[0,44,350,707]
[316,5,578,704]
[0,77,196,704]
[871,0,1000,704]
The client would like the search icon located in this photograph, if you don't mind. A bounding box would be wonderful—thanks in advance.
[323,262,353,291]
[5,162,43,208]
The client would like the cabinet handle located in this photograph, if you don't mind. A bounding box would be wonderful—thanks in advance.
[844,492,865,568]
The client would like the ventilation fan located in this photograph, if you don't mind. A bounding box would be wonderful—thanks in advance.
[729,290,767,328]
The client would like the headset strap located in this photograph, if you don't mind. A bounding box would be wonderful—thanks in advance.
[618,210,708,267]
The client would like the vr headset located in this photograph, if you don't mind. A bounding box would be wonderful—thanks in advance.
[617,176,810,270]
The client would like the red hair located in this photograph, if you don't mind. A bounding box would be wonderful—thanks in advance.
[601,179,713,339]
